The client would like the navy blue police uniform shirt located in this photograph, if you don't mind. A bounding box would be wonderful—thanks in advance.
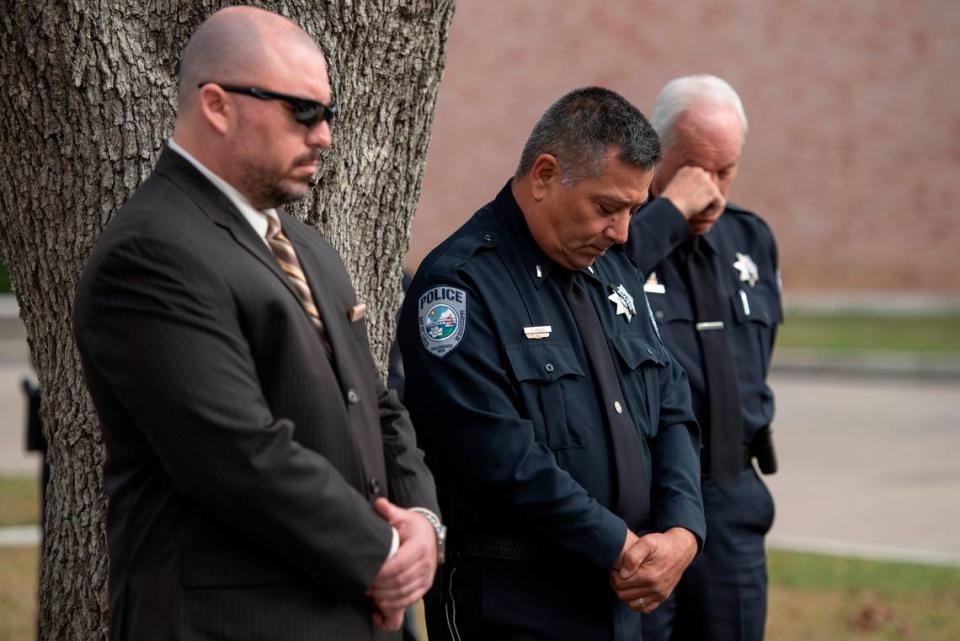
[398,182,705,570]
[627,198,783,451]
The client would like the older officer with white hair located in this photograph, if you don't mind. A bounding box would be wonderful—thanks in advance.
[626,75,782,641]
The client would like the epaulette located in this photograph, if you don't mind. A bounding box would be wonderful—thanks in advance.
[429,229,499,275]
[724,200,778,268]
[726,201,774,234]
[724,200,758,217]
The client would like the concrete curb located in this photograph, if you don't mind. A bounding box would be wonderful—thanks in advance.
[768,534,960,568]
[784,291,960,316]
[0,525,40,547]
[772,349,960,381]
[0,294,18,318]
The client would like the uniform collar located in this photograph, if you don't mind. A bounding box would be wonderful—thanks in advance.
[579,261,605,285]
[493,180,558,289]
[700,222,721,254]
[677,221,722,259]
[492,180,616,289]
[642,190,723,255]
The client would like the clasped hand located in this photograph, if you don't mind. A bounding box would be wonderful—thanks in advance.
[366,497,438,631]
[610,527,698,614]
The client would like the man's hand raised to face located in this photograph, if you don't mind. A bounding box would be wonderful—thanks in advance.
[660,166,725,236]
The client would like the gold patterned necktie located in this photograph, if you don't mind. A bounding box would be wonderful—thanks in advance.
[265,216,331,353]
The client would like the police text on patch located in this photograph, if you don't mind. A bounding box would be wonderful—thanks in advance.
[418,286,468,358]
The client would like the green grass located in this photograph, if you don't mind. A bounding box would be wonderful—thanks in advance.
[769,549,960,592]
[0,546,37,641]
[0,476,41,527]
[767,549,960,641]
[777,313,960,354]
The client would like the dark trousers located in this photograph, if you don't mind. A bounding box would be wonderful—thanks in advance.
[426,554,643,641]
[642,465,775,641]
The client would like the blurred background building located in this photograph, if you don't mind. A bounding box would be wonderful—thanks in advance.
[409,0,960,298]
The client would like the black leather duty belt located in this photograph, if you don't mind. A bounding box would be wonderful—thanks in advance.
[460,535,540,563]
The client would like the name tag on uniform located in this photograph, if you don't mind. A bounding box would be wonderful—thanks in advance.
[523,325,552,340]
[348,303,366,322]
[643,272,665,294]
[696,321,725,331]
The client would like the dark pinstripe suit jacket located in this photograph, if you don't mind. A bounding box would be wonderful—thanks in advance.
[74,147,438,641]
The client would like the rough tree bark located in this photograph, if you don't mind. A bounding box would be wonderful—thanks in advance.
[0,1,455,638]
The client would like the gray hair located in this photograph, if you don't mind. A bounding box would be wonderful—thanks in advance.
[516,87,661,186]
[651,75,748,148]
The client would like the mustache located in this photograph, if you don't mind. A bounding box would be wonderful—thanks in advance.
[292,150,324,165]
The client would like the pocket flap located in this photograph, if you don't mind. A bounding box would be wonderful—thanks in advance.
[730,289,782,326]
[610,334,666,370]
[649,296,694,324]
[505,343,584,383]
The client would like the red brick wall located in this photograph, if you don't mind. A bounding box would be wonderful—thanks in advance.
[409,0,960,291]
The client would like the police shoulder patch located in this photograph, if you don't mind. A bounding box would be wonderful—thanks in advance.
[417,285,468,358]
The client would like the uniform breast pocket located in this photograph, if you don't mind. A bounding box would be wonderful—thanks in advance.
[609,334,667,436]
[505,343,585,450]
[649,292,694,346]
[729,288,782,372]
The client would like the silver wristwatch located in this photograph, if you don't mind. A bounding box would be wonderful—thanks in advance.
[410,507,447,565]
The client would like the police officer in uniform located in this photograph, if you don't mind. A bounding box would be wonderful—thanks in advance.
[626,75,782,641]
[398,87,705,641]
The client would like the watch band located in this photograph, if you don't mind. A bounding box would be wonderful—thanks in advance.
[410,507,447,565]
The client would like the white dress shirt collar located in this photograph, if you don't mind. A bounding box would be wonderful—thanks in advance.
[167,138,278,244]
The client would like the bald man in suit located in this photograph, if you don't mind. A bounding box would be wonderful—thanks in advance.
[74,7,440,640]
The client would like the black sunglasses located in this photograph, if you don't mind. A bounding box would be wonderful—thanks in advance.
[198,83,337,127]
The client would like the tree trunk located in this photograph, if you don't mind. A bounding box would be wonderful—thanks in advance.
[0,1,455,638]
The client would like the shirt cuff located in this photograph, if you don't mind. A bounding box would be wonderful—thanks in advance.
[388,526,399,559]
[654,197,692,244]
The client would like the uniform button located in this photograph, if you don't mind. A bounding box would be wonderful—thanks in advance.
[347,389,359,404]
[544,363,555,373]
[655,310,664,319]
[368,477,381,495]
[614,401,623,414]
[483,233,492,242]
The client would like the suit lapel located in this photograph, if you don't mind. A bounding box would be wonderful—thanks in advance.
[284,222,355,386]
[221,220,305,306]
[154,147,320,328]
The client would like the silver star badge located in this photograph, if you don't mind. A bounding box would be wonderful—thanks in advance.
[732,252,759,287]
[608,284,636,322]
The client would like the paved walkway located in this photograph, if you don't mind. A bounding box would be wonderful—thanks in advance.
[765,372,960,565]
